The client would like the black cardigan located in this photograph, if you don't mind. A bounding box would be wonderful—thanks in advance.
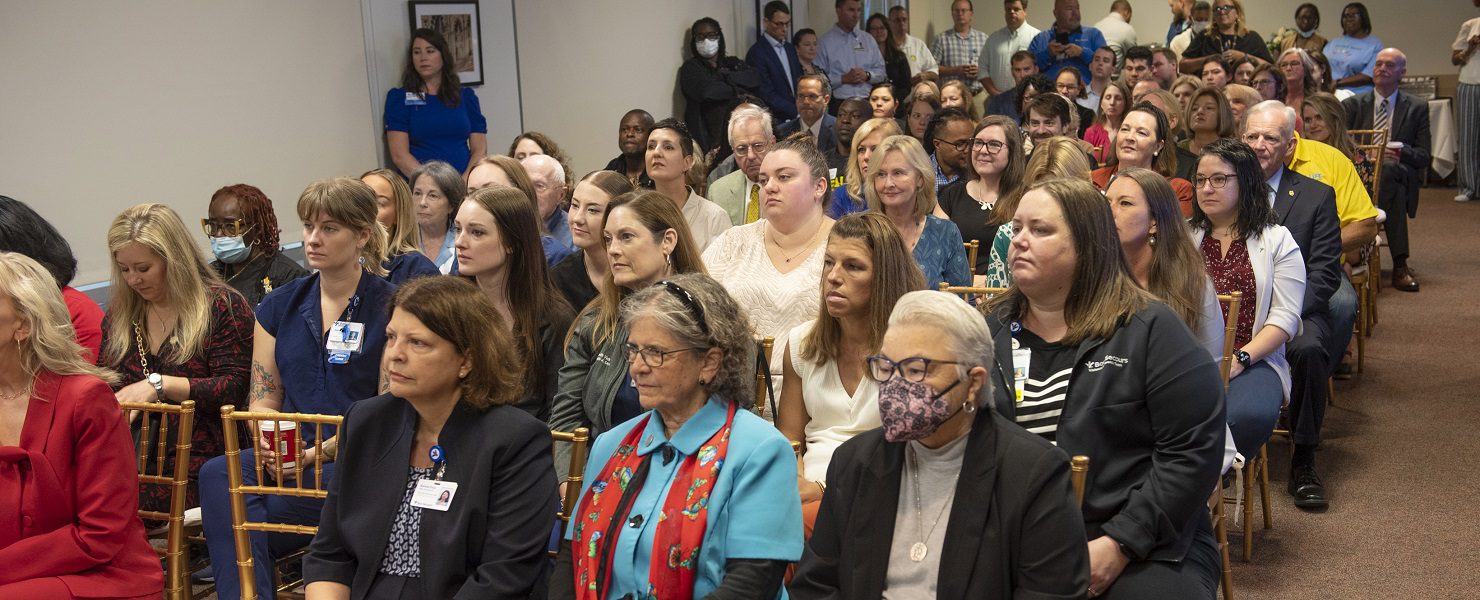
[789,409,1090,599]
[304,394,559,600]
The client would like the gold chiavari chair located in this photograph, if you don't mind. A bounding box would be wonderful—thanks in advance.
[123,400,196,600]
[549,427,590,557]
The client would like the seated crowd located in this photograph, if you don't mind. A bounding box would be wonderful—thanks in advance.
[0,0,1436,598]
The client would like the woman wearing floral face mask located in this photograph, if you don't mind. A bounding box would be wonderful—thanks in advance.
[790,290,1087,599]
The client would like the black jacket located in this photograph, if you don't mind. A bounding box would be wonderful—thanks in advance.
[789,410,1089,600]
[304,394,559,600]
[985,298,1225,563]
[1342,90,1431,218]
[1274,167,1344,317]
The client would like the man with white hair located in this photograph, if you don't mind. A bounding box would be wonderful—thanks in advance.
[1241,100,1344,510]
[521,154,572,253]
[709,105,776,226]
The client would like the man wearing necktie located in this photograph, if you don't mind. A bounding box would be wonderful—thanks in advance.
[747,1,804,121]
[1342,48,1430,292]
[710,106,777,226]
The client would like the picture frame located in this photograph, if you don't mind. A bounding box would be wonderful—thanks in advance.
[408,1,484,86]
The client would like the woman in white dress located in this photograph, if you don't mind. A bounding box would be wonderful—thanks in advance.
[703,138,834,411]
[776,212,925,534]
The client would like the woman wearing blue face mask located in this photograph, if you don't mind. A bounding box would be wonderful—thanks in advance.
[790,290,1088,599]
[206,184,310,307]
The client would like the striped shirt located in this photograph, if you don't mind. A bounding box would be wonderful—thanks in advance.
[1012,328,1075,444]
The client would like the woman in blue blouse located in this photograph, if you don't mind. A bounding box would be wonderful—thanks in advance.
[362,168,440,285]
[550,273,802,599]
[385,28,488,177]
[864,135,970,290]
[410,160,465,274]
[1325,2,1382,96]
[199,177,397,600]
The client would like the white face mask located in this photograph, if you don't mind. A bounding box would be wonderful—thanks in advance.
[1297,28,1317,38]
[1190,20,1209,34]
[696,39,720,58]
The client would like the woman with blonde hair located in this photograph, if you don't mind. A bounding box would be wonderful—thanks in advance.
[0,252,164,599]
[101,203,255,516]
[361,168,440,284]
[199,177,396,599]
[1179,0,1274,73]
[830,117,903,218]
[864,135,970,289]
[939,79,979,122]
[1171,75,1204,119]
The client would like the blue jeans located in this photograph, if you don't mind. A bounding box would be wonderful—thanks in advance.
[1327,276,1358,366]
[1225,360,1283,457]
[199,450,334,600]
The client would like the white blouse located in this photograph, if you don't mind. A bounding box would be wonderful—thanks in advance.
[787,319,881,482]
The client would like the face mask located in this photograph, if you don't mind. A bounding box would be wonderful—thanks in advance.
[211,235,251,264]
[696,39,720,59]
[1191,20,1209,34]
[878,376,966,442]
[1297,28,1316,38]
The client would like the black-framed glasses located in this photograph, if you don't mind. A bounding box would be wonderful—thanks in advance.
[865,355,965,383]
[935,138,973,152]
[1213,5,1236,13]
[972,139,1008,154]
[202,218,252,237]
[625,343,707,368]
[1194,173,1237,189]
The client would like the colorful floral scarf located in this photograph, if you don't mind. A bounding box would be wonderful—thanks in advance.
[571,402,737,600]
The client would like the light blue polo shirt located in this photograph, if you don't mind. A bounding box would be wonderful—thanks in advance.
[568,397,802,598]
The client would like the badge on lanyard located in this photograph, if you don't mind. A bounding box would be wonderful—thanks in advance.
[405,91,427,106]
[1012,349,1032,404]
[326,321,364,365]
[411,445,456,511]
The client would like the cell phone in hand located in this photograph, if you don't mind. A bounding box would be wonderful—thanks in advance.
[1055,31,1069,45]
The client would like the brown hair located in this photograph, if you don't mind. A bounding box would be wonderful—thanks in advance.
[1112,168,1210,333]
[971,116,1027,208]
[296,178,390,277]
[471,155,539,211]
[1186,87,1236,138]
[509,131,576,196]
[578,170,636,199]
[589,190,707,346]
[1301,93,1357,158]
[986,177,1151,345]
[991,136,1092,227]
[390,276,521,410]
[400,28,462,107]
[801,213,925,364]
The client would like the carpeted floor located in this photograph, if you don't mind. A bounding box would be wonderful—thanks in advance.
[1228,186,1480,599]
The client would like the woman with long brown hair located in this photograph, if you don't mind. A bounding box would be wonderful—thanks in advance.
[935,115,1025,282]
[384,28,487,177]
[550,170,635,311]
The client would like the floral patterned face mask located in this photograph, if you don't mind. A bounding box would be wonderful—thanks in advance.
[878,376,965,442]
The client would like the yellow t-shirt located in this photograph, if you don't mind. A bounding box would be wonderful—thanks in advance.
[1287,133,1379,227]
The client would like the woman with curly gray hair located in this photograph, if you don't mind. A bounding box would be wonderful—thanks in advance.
[550,272,803,600]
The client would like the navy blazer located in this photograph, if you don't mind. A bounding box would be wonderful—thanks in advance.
[304,394,559,600]
[775,113,837,150]
[1274,167,1344,317]
[1342,91,1431,217]
[746,35,803,121]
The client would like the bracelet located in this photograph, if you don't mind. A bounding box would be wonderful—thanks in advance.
[814,480,826,495]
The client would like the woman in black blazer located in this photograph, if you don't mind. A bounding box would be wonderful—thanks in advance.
[790,290,1088,600]
[304,277,558,600]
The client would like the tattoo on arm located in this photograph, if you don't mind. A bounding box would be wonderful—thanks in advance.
[251,360,279,404]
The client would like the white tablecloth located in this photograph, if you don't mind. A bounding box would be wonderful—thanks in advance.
[1429,98,1456,178]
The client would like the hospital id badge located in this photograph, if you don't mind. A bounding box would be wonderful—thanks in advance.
[1012,349,1031,404]
[410,480,458,511]
[404,91,427,106]
[326,321,365,354]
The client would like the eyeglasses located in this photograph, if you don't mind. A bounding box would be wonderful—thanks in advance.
[934,138,973,152]
[202,218,252,237]
[1214,6,1236,14]
[732,142,770,157]
[797,93,825,102]
[972,139,1008,154]
[865,355,965,383]
[625,343,707,368]
[1194,173,1237,189]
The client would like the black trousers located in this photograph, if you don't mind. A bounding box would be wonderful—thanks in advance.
[1378,165,1412,262]
[1102,513,1220,600]
[1287,313,1335,447]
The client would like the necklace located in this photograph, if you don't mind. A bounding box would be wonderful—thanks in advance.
[907,443,956,562]
[0,386,26,401]
[766,222,824,263]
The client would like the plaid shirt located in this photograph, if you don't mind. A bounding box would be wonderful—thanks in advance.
[932,28,989,93]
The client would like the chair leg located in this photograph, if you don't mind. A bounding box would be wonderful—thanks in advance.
[1258,445,1273,530]
[1242,454,1256,562]
[1327,377,1337,407]
[1213,494,1235,600]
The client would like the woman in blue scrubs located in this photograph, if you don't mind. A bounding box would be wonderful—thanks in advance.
[198,177,397,600]
[384,28,487,178]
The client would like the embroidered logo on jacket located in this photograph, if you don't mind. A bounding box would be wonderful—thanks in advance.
[1084,355,1130,372]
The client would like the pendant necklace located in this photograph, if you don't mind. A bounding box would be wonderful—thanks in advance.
[908,443,954,562]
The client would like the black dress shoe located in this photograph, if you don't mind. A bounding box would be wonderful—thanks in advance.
[1288,464,1329,511]
[1391,267,1420,292]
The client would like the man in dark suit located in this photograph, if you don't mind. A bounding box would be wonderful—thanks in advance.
[775,74,837,150]
[1342,48,1431,292]
[1242,101,1344,510]
[746,1,804,121]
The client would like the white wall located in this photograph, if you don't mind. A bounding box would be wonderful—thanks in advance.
[0,0,377,285]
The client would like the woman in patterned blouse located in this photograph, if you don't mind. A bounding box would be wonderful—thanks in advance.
[863,135,971,290]
[100,203,254,515]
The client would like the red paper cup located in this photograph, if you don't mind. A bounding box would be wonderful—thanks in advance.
[260,420,298,471]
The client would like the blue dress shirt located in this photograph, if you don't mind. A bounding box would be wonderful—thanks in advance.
[817,24,887,99]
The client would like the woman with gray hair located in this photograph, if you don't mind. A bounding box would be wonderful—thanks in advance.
[791,290,1088,599]
[408,160,466,273]
[550,272,802,599]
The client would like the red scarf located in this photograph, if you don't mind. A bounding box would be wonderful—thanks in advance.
[571,402,737,600]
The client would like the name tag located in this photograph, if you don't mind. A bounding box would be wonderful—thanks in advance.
[404,91,427,106]
[410,480,458,511]
[326,321,365,354]
[1012,348,1032,404]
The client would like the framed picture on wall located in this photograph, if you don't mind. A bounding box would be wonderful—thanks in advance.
[408,1,484,86]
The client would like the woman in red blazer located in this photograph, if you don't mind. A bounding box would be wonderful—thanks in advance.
[0,252,162,599]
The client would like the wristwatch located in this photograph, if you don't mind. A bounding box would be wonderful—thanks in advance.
[147,372,166,402]
[1233,350,1252,368]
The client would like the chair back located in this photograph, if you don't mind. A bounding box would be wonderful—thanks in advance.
[938,282,1009,305]
[1070,455,1090,507]
[1347,129,1389,202]
[220,406,343,599]
[755,336,776,418]
[122,400,196,600]
[963,240,980,275]
[1216,292,1242,389]
[549,427,590,536]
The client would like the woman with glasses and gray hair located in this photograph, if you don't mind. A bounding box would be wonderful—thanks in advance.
[550,273,802,600]
[790,289,1087,599]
